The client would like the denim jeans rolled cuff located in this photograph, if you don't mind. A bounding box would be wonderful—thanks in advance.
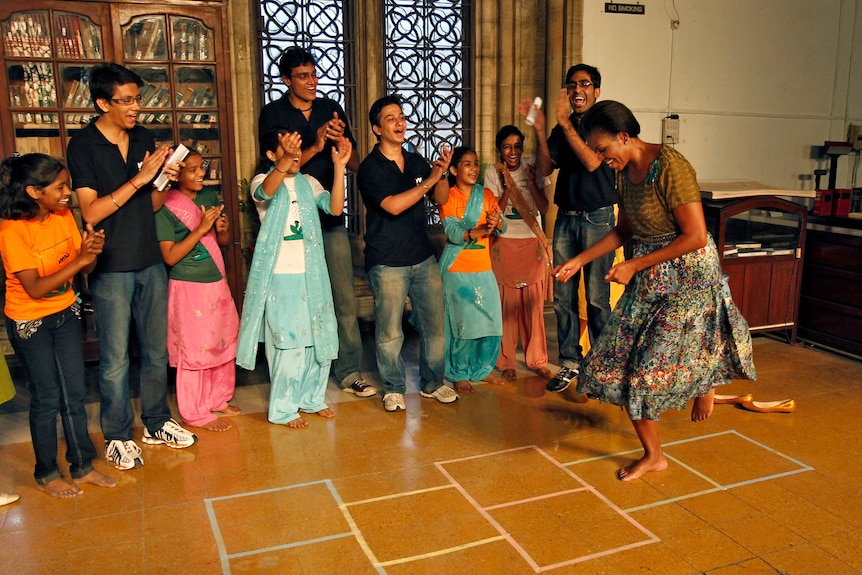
[35,469,64,485]
[68,461,96,480]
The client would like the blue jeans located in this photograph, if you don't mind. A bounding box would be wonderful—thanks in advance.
[89,264,171,440]
[323,227,364,386]
[6,305,96,483]
[367,256,445,394]
[553,206,615,368]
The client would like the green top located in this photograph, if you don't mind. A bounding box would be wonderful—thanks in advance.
[155,187,223,283]
[618,146,700,238]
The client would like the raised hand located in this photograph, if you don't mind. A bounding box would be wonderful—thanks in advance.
[278,131,303,159]
[325,112,346,142]
[331,137,353,170]
[519,97,546,133]
[138,146,173,184]
[555,88,572,128]
[432,144,453,182]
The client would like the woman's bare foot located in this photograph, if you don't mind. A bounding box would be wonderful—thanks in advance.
[313,407,337,418]
[692,388,716,422]
[483,374,505,386]
[286,418,309,429]
[501,369,517,381]
[617,455,668,482]
[532,367,553,379]
[202,419,232,432]
[38,477,83,498]
[218,405,242,416]
[454,380,475,394]
[74,470,117,488]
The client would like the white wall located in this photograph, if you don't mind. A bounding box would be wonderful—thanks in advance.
[582,0,860,189]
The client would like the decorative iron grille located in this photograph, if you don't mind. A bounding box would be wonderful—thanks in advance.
[384,0,472,225]
[257,1,360,232]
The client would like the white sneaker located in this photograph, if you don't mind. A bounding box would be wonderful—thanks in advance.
[383,392,406,412]
[420,385,459,404]
[142,418,198,449]
[105,439,144,470]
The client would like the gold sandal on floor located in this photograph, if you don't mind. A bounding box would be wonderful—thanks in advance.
[714,393,753,405]
[741,398,796,414]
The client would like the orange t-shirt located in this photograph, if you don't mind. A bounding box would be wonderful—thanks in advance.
[439,186,500,273]
[0,210,81,320]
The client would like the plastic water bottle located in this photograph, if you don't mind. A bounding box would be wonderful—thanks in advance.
[525,97,542,126]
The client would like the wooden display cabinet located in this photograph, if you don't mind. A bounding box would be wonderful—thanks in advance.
[0,2,240,357]
[702,196,807,343]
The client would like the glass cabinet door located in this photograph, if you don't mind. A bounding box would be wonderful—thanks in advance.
[2,8,105,159]
[121,13,220,193]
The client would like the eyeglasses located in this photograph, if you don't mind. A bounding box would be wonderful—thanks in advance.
[109,95,143,105]
[291,71,318,81]
[566,80,593,90]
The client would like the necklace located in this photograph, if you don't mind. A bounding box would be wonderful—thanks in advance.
[296,104,312,112]
[645,159,659,185]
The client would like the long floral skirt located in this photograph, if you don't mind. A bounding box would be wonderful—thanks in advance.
[576,233,756,420]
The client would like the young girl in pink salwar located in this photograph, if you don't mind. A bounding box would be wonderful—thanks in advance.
[155,151,241,431]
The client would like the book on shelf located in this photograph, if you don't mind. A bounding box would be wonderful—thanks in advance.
[734,242,762,249]
[736,249,769,257]
[723,247,739,256]
[771,248,796,256]
[700,180,816,200]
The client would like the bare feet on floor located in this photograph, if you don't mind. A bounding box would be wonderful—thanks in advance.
[692,388,716,422]
[202,419,232,432]
[218,405,242,416]
[532,367,553,378]
[286,418,309,429]
[483,374,505,386]
[313,407,337,418]
[501,369,517,381]
[38,477,83,498]
[74,470,117,489]
[454,380,475,394]
[617,455,669,482]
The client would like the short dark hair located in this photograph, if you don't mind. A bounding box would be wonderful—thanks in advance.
[565,63,601,88]
[581,100,641,139]
[495,125,525,154]
[88,62,143,114]
[368,94,403,141]
[278,47,316,78]
[0,153,66,220]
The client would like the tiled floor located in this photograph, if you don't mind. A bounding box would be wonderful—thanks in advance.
[1,311,861,575]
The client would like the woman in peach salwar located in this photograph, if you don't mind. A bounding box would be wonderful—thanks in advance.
[155,151,241,431]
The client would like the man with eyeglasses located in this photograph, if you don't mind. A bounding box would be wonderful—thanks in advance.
[258,47,376,400]
[520,63,617,394]
[67,63,198,472]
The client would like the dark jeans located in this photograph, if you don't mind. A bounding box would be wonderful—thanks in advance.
[6,304,96,483]
[322,227,364,386]
[552,206,615,368]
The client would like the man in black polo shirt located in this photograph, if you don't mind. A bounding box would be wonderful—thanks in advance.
[523,63,617,393]
[357,94,457,412]
[67,63,197,471]
[258,47,376,399]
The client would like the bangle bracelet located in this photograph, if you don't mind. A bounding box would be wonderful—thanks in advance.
[273,165,287,174]
[110,193,120,208]
[129,179,139,190]
[467,229,472,241]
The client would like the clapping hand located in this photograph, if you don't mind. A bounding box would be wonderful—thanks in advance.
[331,137,353,170]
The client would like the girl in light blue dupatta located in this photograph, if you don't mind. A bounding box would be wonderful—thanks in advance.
[438,147,506,395]
[236,130,352,428]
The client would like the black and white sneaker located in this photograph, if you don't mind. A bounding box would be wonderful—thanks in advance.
[105,439,143,470]
[546,366,579,393]
[142,418,198,449]
[343,379,377,398]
